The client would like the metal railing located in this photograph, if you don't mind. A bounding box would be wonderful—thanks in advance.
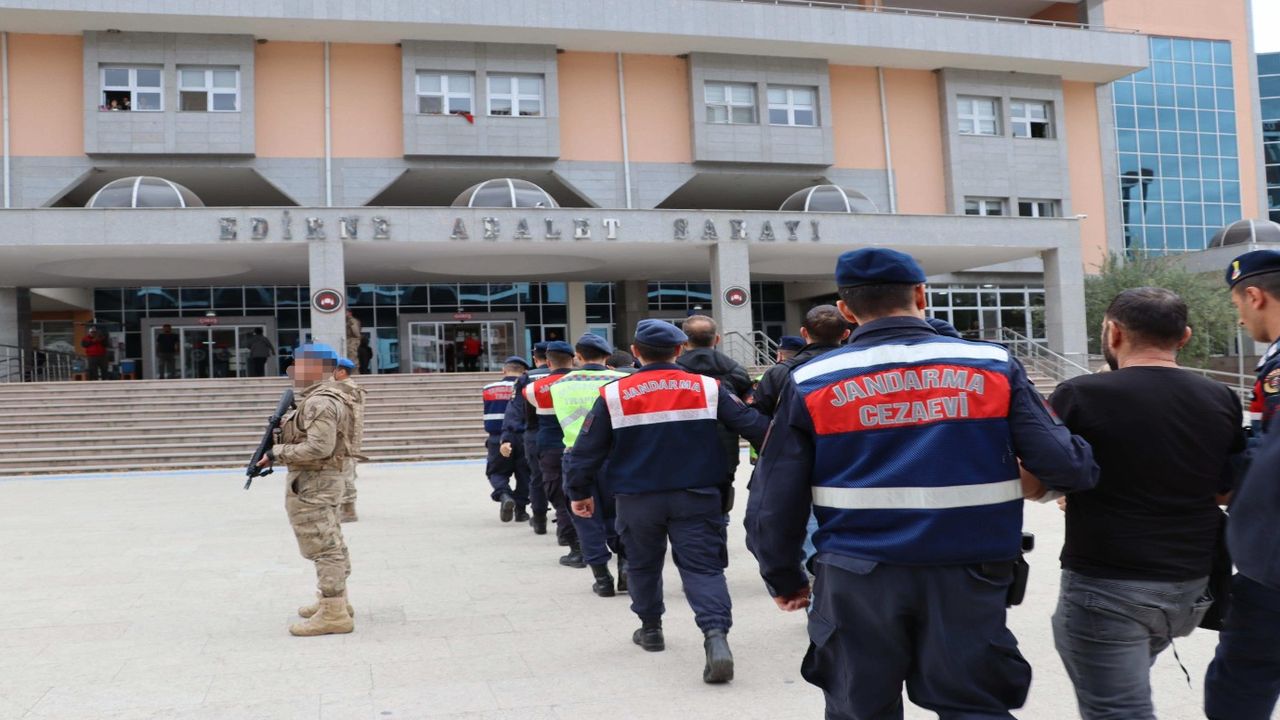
[979,328,1092,384]
[710,0,1140,33]
[723,330,782,368]
[0,345,78,383]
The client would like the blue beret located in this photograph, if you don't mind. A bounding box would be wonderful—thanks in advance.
[545,340,574,355]
[294,343,339,361]
[836,248,927,287]
[1226,250,1280,287]
[533,342,549,354]
[634,319,688,347]
[336,357,355,370]
[575,333,613,355]
[779,335,805,351]
[504,355,530,368]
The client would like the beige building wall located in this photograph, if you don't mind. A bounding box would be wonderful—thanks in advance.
[255,41,324,158]
[8,34,83,157]
[559,51,623,163]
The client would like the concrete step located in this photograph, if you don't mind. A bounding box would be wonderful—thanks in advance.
[0,434,487,461]
[0,452,484,477]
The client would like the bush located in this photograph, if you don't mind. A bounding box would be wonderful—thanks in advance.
[1085,253,1237,364]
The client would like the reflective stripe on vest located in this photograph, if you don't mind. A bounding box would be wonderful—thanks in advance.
[527,373,562,416]
[551,369,626,447]
[812,479,1022,511]
[795,341,1009,385]
[602,370,718,428]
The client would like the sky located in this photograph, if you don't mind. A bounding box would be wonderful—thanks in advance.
[1257,1,1279,53]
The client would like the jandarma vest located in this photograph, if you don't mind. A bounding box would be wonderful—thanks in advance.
[279,383,356,472]
[526,370,570,449]
[482,379,516,435]
[791,336,1021,565]
[600,368,723,495]
[550,368,627,448]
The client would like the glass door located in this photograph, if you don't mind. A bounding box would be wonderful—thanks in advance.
[182,327,211,379]
[480,321,516,371]
[210,328,238,377]
[408,322,447,373]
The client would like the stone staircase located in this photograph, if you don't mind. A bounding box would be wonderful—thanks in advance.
[0,373,500,476]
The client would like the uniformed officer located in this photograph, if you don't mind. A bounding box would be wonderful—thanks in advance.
[552,333,628,596]
[525,341,582,564]
[483,356,532,523]
[345,310,362,369]
[752,307,849,418]
[565,319,769,684]
[332,357,366,523]
[501,343,551,534]
[776,335,804,364]
[747,248,1098,718]
[255,343,358,637]
[1224,249,1280,442]
[1205,249,1280,719]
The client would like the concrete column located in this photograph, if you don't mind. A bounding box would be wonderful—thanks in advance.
[710,241,754,365]
[566,281,588,344]
[308,238,347,351]
[0,287,30,348]
[1041,245,1088,368]
[614,280,649,347]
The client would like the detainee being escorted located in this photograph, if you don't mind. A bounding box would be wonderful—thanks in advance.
[565,319,769,684]
[1040,288,1244,720]
[747,248,1098,719]
[255,343,357,637]
[332,357,366,523]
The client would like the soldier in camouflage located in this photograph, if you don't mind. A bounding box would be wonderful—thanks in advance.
[345,311,362,370]
[332,357,366,523]
[255,342,357,637]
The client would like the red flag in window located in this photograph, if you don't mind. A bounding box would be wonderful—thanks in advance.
[459,111,475,124]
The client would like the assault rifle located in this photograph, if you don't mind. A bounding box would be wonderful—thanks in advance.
[244,388,294,490]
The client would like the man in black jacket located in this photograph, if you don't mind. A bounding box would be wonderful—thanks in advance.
[676,315,753,504]
[751,305,850,418]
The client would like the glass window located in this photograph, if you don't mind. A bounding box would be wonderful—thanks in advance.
[705,82,757,124]
[100,65,163,111]
[487,74,543,117]
[1010,100,1052,139]
[416,72,474,115]
[767,85,817,127]
[1017,200,1059,218]
[964,197,1005,216]
[178,67,240,112]
[957,96,999,136]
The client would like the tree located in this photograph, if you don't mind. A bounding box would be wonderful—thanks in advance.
[1084,253,1237,365]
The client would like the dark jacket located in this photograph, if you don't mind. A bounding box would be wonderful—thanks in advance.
[677,347,753,475]
[752,343,842,417]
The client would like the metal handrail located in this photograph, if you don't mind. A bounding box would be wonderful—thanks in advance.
[0,344,79,383]
[723,330,781,368]
[979,327,1092,383]
[710,0,1141,34]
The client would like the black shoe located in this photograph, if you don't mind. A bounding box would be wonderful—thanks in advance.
[530,513,548,535]
[632,624,664,652]
[514,507,530,523]
[499,494,515,523]
[559,544,586,569]
[590,564,615,597]
[616,558,628,593]
[703,629,734,684]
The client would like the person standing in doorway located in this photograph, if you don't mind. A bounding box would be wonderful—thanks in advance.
[155,324,179,379]
[345,310,362,371]
[463,333,483,371]
[357,335,373,375]
[247,328,275,378]
[81,326,110,381]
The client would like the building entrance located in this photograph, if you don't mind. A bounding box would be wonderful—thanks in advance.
[143,317,278,380]
[399,312,526,373]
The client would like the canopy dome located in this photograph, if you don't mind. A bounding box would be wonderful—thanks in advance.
[86,176,204,208]
[1208,218,1280,248]
[779,184,879,213]
[451,178,559,208]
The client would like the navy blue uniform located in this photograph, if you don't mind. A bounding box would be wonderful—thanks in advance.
[748,317,1098,719]
[482,377,530,508]
[527,367,575,546]
[565,363,769,633]
[502,366,550,516]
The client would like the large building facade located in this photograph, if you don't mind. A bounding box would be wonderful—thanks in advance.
[0,0,1267,378]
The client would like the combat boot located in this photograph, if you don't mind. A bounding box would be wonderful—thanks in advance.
[339,503,358,523]
[499,494,516,523]
[616,557,628,593]
[298,591,353,619]
[289,595,354,636]
[559,543,586,568]
[530,512,548,535]
[632,619,664,652]
[702,629,734,684]
[514,507,530,523]
[590,564,615,597]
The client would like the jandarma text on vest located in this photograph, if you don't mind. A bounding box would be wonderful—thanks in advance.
[620,378,703,401]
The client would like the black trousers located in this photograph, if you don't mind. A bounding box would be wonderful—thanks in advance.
[248,357,268,377]
[537,446,577,546]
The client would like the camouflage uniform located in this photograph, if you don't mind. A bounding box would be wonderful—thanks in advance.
[274,379,356,634]
[346,315,362,370]
[332,376,368,519]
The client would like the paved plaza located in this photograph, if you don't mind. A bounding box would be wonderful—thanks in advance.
[1,460,1229,720]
